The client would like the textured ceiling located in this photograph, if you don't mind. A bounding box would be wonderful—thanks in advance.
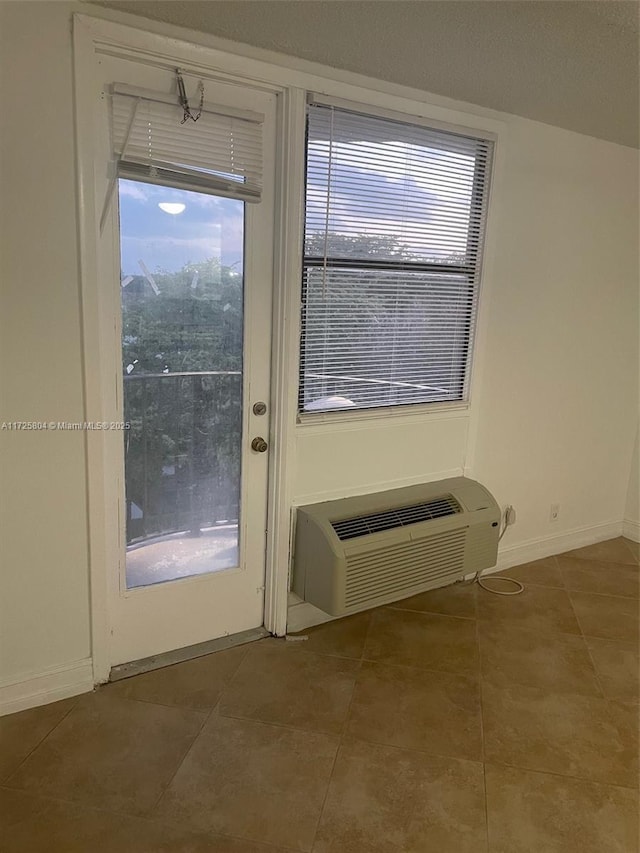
[91,1,640,147]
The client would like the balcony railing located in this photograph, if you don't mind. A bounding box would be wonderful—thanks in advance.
[123,370,241,546]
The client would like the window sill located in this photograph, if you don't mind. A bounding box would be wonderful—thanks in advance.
[296,400,470,432]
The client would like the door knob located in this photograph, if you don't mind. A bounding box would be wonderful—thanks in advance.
[251,436,268,453]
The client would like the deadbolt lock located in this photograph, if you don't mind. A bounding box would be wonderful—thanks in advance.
[251,436,268,453]
[252,401,267,416]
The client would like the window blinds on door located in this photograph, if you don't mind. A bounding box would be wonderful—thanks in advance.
[111,84,264,202]
[300,103,493,412]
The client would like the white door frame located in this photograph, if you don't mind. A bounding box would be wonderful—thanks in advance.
[73,15,304,683]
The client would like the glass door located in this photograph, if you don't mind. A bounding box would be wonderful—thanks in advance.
[95,55,277,668]
[120,181,245,590]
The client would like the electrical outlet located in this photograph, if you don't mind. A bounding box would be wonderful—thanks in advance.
[550,503,560,522]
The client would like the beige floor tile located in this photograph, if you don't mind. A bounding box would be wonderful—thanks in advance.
[586,637,640,703]
[217,645,358,734]
[482,682,638,787]
[608,700,640,748]
[485,764,639,853]
[6,536,640,853]
[156,715,339,852]
[491,556,564,588]
[0,786,295,853]
[389,580,478,619]
[570,590,639,644]
[563,537,638,566]
[557,555,640,598]
[288,611,372,659]
[106,645,249,711]
[5,692,206,815]
[313,737,487,853]
[0,697,78,782]
[363,607,479,675]
[477,584,581,635]
[478,623,601,696]
[346,661,482,760]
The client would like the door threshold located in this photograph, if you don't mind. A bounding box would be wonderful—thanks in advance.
[109,626,270,682]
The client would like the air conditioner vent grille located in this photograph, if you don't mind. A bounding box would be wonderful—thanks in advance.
[331,495,461,541]
[344,528,466,609]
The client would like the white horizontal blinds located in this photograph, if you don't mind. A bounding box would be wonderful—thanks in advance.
[300,103,493,412]
[111,89,263,202]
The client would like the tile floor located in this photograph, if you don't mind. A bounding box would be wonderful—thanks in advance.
[1,537,638,852]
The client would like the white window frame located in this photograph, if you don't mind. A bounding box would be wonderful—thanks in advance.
[73,13,506,684]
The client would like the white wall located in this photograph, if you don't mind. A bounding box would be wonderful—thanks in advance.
[294,413,468,503]
[471,119,639,550]
[0,2,638,705]
[0,1,91,698]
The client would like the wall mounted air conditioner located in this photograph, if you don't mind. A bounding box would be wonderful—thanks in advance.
[293,477,500,616]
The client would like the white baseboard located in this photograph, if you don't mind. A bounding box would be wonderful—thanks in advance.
[622,518,640,543]
[286,520,625,632]
[492,520,624,571]
[0,658,94,717]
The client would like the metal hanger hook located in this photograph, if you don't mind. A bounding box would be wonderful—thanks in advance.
[175,68,204,124]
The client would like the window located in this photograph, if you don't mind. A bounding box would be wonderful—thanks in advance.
[299,103,493,414]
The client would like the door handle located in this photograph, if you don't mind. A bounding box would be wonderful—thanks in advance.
[251,436,268,453]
